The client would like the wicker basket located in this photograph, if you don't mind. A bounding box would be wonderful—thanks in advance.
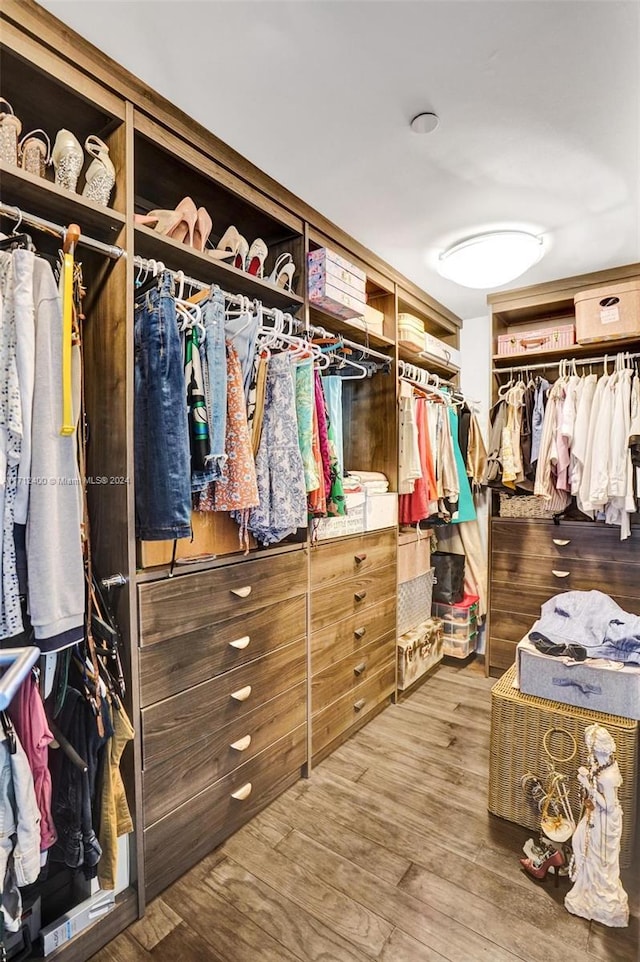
[489,666,638,867]
[499,492,556,519]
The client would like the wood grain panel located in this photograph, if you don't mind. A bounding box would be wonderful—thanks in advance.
[144,727,306,900]
[487,637,520,672]
[311,663,395,757]
[312,634,395,714]
[489,608,543,646]
[491,519,640,564]
[139,595,306,706]
[489,581,567,618]
[310,565,396,632]
[311,596,396,676]
[142,640,305,768]
[143,682,306,827]
[138,549,306,645]
[491,551,640,604]
[310,529,396,589]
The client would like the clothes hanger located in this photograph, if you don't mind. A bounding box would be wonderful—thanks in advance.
[0,207,35,252]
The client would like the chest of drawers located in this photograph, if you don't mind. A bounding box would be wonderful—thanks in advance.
[310,529,396,762]
[488,519,640,671]
[137,547,308,899]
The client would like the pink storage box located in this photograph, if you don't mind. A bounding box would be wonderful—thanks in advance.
[309,282,367,320]
[497,323,575,356]
[308,248,366,289]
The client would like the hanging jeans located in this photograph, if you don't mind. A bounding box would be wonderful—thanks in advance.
[192,290,227,489]
[134,275,191,540]
[225,311,260,404]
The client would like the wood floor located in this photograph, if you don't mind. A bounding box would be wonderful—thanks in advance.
[92,660,639,962]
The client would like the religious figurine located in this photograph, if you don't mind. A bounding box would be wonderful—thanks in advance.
[565,724,629,927]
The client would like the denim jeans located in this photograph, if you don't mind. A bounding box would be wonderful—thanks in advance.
[134,275,191,540]
[192,289,227,490]
[225,310,260,404]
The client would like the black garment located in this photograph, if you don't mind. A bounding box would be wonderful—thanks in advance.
[517,383,536,492]
[49,684,112,878]
[529,631,587,661]
[457,404,471,469]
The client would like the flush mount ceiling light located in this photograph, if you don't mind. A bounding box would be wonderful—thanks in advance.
[437,230,545,289]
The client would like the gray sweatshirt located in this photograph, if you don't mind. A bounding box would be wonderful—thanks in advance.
[26,258,84,640]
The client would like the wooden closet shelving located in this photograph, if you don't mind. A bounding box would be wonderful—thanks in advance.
[0,3,463,958]
[486,263,640,676]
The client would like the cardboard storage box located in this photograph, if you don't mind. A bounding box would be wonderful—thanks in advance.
[308,247,366,289]
[315,491,365,540]
[575,279,640,344]
[365,492,398,531]
[422,332,461,371]
[397,617,444,690]
[308,248,367,320]
[497,323,575,356]
[517,639,640,719]
[398,530,431,584]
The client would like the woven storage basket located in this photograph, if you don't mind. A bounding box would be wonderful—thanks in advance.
[499,493,555,520]
[398,568,434,636]
[489,666,638,867]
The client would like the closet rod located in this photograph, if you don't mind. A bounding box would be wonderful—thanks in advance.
[133,257,289,318]
[0,647,41,710]
[496,351,640,375]
[302,321,393,363]
[0,203,125,260]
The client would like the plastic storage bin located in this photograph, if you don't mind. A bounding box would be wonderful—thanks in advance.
[398,568,435,636]
[432,593,478,658]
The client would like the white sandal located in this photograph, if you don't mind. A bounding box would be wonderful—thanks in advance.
[52,129,84,193]
[81,135,116,207]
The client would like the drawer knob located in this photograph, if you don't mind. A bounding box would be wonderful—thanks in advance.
[354,627,367,639]
[353,662,367,677]
[229,635,251,650]
[231,685,252,702]
[353,698,366,712]
[354,590,367,602]
[552,539,571,547]
[231,585,252,599]
[552,569,571,578]
[230,735,252,752]
[231,782,252,801]
[354,553,367,564]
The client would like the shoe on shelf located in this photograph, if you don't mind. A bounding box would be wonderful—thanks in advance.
[52,129,84,193]
[81,135,116,207]
[193,206,212,252]
[135,197,197,244]
[216,225,249,270]
[268,252,296,291]
[0,98,21,166]
[519,847,564,887]
[246,237,268,277]
[19,129,50,178]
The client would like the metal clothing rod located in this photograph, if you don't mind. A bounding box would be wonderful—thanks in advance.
[0,202,125,260]
[496,350,640,375]
[133,257,285,318]
[0,647,41,710]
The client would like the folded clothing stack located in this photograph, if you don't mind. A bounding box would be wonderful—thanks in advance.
[347,470,389,494]
[342,475,364,494]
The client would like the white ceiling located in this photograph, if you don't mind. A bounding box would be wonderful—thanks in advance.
[41,0,640,319]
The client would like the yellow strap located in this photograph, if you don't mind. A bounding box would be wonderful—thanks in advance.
[60,251,75,436]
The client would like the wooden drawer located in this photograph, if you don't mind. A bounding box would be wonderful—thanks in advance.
[311,564,396,632]
[311,595,396,676]
[142,639,305,768]
[490,551,640,604]
[138,548,307,646]
[311,662,395,757]
[492,519,640,565]
[312,634,395,714]
[144,726,306,900]
[310,529,396,589]
[139,595,306,707]
[143,681,306,827]
[487,637,519,672]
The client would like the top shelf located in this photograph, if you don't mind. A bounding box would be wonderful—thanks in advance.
[308,305,395,350]
[0,162,125,241]
[493,335,640,366]
[134,225,305,309]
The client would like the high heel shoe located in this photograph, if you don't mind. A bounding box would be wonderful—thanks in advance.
[81,135,116,207]
[519,847,564,887]
[246,238,268,277]
[235,234,249,271]
[268,252,296,291]
[135,197,197,243]
[193,206,212,252]
[0,99,21,166]
[18,129,50,178]
[216,225,249,269]
[52,129,84,193]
